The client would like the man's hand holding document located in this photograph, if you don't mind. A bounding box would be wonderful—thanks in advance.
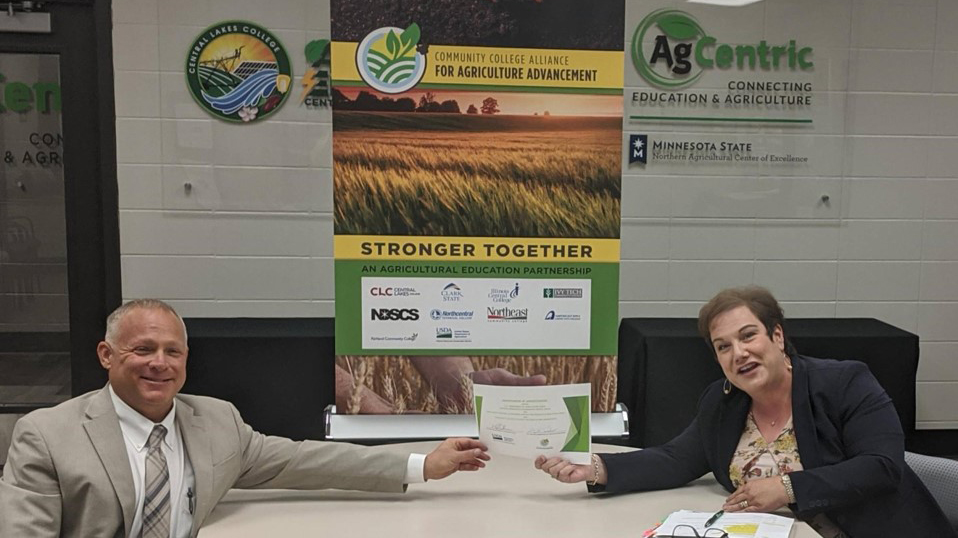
[472,382,591,464]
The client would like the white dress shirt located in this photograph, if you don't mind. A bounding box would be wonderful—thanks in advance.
[109,386,195,538]
[109,387,426,537]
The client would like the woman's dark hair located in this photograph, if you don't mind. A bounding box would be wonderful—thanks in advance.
[697,286,797,357]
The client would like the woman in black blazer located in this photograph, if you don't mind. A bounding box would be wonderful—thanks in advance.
[536,286,955,538]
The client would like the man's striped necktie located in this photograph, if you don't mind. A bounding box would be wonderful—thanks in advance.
[142,425,171,538]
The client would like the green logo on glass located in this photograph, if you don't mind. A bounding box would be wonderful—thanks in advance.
[185,21,292,122]
[632,9,814,90]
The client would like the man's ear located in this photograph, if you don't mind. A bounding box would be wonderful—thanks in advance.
[97,341,113,370]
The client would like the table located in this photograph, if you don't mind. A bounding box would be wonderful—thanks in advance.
[199,442,818,537]
[617,318,918,448]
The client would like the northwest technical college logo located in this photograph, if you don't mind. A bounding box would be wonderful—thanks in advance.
[300,39,331,108]
[629,134,648,165]
[186,21,292,122]
[356,23,426,94]
[631,9,813,90]
[370,308,420,321]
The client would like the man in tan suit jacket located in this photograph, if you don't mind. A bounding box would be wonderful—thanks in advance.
[0,300,489,537]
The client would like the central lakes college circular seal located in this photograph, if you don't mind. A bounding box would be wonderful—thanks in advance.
[185,21,292,122]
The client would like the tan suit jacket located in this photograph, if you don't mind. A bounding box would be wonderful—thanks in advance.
[0,387,410,537]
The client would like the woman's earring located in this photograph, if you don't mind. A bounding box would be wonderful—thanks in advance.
[723,378,732,395]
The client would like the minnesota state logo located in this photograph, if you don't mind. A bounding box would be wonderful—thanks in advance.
[355,23,426,94]
[185,21,292,122]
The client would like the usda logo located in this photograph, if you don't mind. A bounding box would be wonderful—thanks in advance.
[632,9,813,90]
[356,23,426,94]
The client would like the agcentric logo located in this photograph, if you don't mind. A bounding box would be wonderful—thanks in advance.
[631,9,813,91]
[186,21,292,122]
[355,23,426,94]
[632,9,707,90]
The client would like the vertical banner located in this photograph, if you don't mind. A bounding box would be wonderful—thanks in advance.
[331,0,624,414]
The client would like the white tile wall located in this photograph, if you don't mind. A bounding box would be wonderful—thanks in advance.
[848,50,933,93]
[112,0,958,429]
[837,262,921,301]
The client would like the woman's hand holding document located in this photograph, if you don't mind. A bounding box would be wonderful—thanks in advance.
[472,383,591,464]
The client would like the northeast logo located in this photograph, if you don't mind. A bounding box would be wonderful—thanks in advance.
[370,308,420,321]
[355,23,427,94]
[300,39,331,108]
[185,21,292,122]
[629,134,648,165]
[487,307,528,322]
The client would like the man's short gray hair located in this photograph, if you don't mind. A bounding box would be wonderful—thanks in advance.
[104,299,188,344]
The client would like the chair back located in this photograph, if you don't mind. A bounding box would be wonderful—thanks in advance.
[905,451,958,531]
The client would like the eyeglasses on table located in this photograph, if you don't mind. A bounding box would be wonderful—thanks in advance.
[663,525,730,538]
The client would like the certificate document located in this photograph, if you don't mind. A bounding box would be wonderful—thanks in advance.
[473,383,591,464]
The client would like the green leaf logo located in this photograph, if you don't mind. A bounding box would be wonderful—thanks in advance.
[631,9,707,90]
[304,39,329,66]
[657,13,699,40]
[400,23,420,49]
[386,30,401,57]
[355,23,427,94]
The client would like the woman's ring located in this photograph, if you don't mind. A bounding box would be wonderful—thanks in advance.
[740,500,748,509]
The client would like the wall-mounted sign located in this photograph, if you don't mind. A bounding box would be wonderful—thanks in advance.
[185,21,292,122]
[300,39,331,109]
[629,7,817,126]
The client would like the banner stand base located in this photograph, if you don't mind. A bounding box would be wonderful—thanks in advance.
[324,403,629,441]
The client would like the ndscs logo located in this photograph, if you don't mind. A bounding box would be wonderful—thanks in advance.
[370,308,420,321]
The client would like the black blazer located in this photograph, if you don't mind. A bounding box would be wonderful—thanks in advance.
[598,355,955,538]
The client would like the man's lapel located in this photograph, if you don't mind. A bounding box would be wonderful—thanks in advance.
[176,397,213,535]
[81,387,136,537]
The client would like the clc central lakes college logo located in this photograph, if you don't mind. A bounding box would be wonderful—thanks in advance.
[631,9,813,90]
[356,23,427,94]
[186,21,292,122]
[369,285,420,297]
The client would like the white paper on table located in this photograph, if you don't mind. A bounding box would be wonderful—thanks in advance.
[472,382,591,464]
[655,510,794,538]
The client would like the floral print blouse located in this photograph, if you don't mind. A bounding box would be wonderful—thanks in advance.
[729,413,847,538]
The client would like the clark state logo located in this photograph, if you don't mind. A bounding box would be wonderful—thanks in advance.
[186,21,292,122]
[632,9,813,90]
[356,23,426,94]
